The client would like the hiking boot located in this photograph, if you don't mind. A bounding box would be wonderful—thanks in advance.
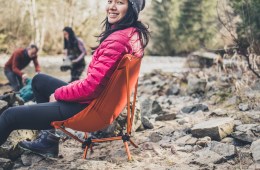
[19,130,60,157]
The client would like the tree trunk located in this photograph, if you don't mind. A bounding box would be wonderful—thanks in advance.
[65,0,76,27]
[26,0,42,50]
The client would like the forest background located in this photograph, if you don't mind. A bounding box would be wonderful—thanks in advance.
[0,0,259,57]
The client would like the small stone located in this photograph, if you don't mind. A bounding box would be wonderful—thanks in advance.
[221,137,235,144]
[21,153,45,166]
[140,99,153,117]
[226,96,237,106]
[160,142,172,149]
[181,104,209,114]
[155,113,176,121]
[143,152,152,158]
[141,116,154,129]
[210,108,227,117]
[238,103,250,111]
[177,145,193,153]
[152,101,164,115]
[171,145,177,154]
[175,135,192,146]
[248,163,260,170]
[246,111,260,123]
[186,137,198,145]
[149,132,162,143]
[152,145,163,156]
[142,142,154,150]
[196,136,211,147]
[0,100,8,113]
[177,117,190,125]
[252,79,260,90]
[193,145,202,152]
[166,85,180,95]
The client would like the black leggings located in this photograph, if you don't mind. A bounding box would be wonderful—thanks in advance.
[70,63,85,83]
[0,74,88,145]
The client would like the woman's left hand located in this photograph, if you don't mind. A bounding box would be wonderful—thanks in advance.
[49,93,57,102]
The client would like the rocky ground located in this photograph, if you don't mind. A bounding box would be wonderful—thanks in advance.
[0,56,259,170]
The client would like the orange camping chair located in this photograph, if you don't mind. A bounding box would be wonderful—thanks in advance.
[52,54,142,161]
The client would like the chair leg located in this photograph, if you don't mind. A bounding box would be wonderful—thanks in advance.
[84,132,88,139]
[83,146,89,159]
[90,144,94,153]
[124,142,132,161]
[129,139,138,148]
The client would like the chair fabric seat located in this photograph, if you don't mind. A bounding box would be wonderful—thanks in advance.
[52,54,141,133]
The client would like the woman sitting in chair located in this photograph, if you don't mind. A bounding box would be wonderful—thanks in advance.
[0,0,149,157]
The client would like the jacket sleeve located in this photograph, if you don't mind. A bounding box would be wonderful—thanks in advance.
[12,52,24,77]
[33,57,41,72]
[54,38,129,102]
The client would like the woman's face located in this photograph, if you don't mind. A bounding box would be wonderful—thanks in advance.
[63,31,69,40]
[106,0,129,24]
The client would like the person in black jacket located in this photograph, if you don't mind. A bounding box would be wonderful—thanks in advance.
[63,27,87,83]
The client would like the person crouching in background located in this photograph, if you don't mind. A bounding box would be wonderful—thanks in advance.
[4,44,40,91]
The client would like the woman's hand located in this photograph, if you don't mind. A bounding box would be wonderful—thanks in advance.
[49,93,57,102]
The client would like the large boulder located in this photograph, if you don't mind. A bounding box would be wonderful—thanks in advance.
[251,139,260,163]
[231,124,260,143]
[0,158,14,170]
[190,150,225,165]
[187,77,207,95]
[0,145,23,161]
[209,141,236,160]
[191,118,234,141]
[185,51,219,68]
[8,130,38,145]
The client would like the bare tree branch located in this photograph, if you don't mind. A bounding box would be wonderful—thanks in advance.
[216,0,260,78]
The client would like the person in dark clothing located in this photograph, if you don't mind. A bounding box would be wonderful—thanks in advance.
[4,44,40,91]
[63,27,87,83]
[0,74,88,157]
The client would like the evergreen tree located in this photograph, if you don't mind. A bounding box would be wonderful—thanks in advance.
[150,0,218,55]
[177,0,217,53]
[149,0,182,56]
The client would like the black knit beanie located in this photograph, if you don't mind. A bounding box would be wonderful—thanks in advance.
[129,0,145,18]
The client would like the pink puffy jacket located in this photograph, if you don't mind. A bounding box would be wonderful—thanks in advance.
[54,27,144,103]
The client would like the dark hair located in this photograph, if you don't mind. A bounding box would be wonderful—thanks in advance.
[63,27,78,49]
[97,0,150,49]
[28,44,39,52]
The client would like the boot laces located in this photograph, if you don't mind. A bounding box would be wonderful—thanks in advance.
[33,131,48,144]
